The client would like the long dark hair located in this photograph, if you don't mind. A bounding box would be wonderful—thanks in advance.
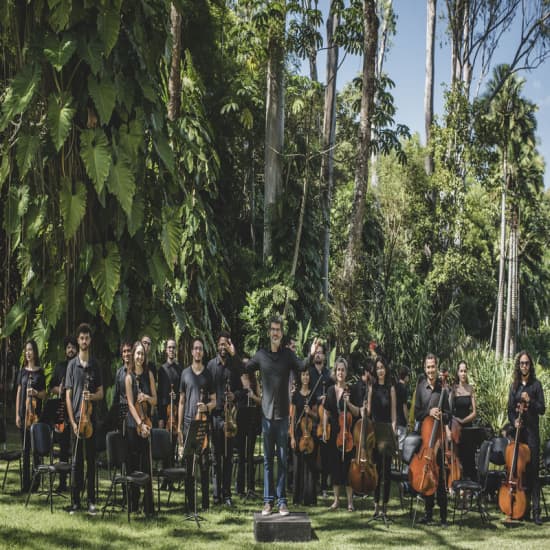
[23,339,40,368]
[512,350,535,391]
[374,356,391,387]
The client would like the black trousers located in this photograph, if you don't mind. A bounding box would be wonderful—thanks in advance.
[527,444,541,516]
[53,427,71,485]
[424,450,447,521]
[70,430,96,505]
[374,448,392,504]
[211,415,234,500]
[126,427,153,515]
[183,424,210,511]
[20,427,40,492]
[235,426,257,494]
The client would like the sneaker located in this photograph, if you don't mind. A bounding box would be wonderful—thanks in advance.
[261,502,273,516]
[321,490,328,498]
[69,503,81,515]
[534,515,543,526]
[224,497,234,507]
[87,503,98,516]
[418,515,433,525]
[279,503,290,516]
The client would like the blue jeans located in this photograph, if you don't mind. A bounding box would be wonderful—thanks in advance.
[262,416,289,505]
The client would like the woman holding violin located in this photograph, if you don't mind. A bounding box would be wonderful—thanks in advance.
[15,339,46,493]
[325,357,360,512]
[450,361,476,480]
[506,350,545,525]
[367,356,396,517]
[290,369,318,505]
[125,340,157,515]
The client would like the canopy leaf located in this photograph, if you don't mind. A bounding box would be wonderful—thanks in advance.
[106,154,135,217]
[0,298,28,338]
[16,132,40,178]
[88,73,116,126]
[0,64,41,131]
[90,241,121,315]
[161,209,183,268]
[43,34,77,71]
[59,178,87,240]
[47,93,75,151]
[43,270,66,327]
[80,128,112,195]
[97,1,121,56]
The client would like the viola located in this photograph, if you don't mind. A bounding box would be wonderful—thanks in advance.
[498,400,530,520]
[316,381,331,442]
[166,383,179,439]
[336,386,353,459]
[25,373,39,429]
[224,380,238,440]
[54,377,66,434]
[77,374,94,439]
[349,399,378,494]
[135,374,152,439]
[408,387,446,496]
[299,403,315,455]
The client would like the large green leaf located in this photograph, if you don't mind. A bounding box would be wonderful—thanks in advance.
[47,93,75,151]
[80,128,112,195]
[0,297,28,338]
[87,73,116,125]
[4,184,29,234]
[153,131,175,174]
[0,153,9,190]
[127,194,144,237]
[106,154,135,216]
[0,64,41,131]
[113,285,130,331]
[147,249,172,288]
[59,178,87,240]
[43,34,77,71]
[90,241,121,314]
[97,0,121,56]
[16,132,40,178]
[77,36,103,75]
[48,0,72,32]
[119,117,143,164]
[161,210,182,268]
[43,270,66,327]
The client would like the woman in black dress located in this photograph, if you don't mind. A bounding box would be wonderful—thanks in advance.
[290,369,318,505]
[450,360,476,480]
[326,357,360,511]
[367,356,396,517]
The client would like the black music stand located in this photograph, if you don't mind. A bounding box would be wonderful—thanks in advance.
[183,418,208,527]
[367,423,396,528]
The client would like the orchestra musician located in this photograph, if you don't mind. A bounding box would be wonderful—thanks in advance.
[367,356,396,518]
[507,350,546,525]
[414,353,450,526]
[15,339,46,493]
[325,357,360,512]
[109,340,132,434]
[125,340,157,515]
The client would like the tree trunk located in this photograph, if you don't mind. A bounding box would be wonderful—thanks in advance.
[342,0,378,283]
[320,2,339,302]
[424,0,436,176]
[509,207,519,359]
[503,223,514,362]
[495,154,508,360]
[167,3,182,122]
[263,5,286,262]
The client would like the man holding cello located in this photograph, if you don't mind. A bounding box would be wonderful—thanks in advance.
[411,353,450,526]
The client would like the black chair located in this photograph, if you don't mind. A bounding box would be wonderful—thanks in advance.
[486,436,507,507]
[101,430,150,522]
[24,422,72,513]
[539,439,550,517]
[0,419,22,492]
[150,428,186,512]
[451,439,493,527]
[392,433,421,517]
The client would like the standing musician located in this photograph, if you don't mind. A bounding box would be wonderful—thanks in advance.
[108,340,132,434]
[414,353,450,526]
[125,340,156,515]
[48,336,78,492]
[290,369,318,505]
[234,368,261,497]
[177,337,216,512]
[15,339,46,493]
[157,337,183,488]
[367,356,396,517]
[245,316,312,517]
[326,357,360,512]
[65,323,104,515]
[207,330,242,507]
[507,350,546,525]
[450,360,476,480]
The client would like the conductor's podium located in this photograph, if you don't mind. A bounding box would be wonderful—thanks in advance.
[253,511,312,542]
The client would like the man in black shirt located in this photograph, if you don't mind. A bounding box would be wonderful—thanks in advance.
[246,316,313,516]
[65,323,104,516]
[507,350,546,525]
[48,335,77,491]
[207,331,242,506]
[177,337,216,512]
[414,353,449,527]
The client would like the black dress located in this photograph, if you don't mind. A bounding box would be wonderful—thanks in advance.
[324,385,354,486]
[452,392,475,480]
[370,383,393,504]
[291,391,317,505]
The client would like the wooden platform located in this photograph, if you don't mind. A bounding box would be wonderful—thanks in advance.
[253,511,312,542]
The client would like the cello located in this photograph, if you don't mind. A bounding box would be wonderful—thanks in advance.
[498,400,530,521]
[408,388,446,496]
[348,393,378,494]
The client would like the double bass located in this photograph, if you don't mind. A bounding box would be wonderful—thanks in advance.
[408,388,446,496]
[498,400,530,521]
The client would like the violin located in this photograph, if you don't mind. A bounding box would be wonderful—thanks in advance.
[498,400,530,520]
[24,372,39,429]
[446,416,463,491]
[349,395,378,494]
[196,387,209,451]
[54,377,66,434]
[336,386,353,459]
[408,387,446,496]
[135,374,152,438]
[298,397,315,455]
[224,380,238,439]
[316,381,331,443]
[166,383,179,439]
[77,374,94,439]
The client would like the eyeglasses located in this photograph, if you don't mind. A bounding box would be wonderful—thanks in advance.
[167,346,176,349]
[193,347,203,351]
[519,361,530,366]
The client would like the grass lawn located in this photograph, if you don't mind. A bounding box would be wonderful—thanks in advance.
[1,432,549,549]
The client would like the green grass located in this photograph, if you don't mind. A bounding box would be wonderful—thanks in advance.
[1,435,549,549]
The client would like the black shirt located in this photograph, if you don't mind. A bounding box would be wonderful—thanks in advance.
[291,391,317,440]
[507,378,545,446]
[49,361,68,390]
[113,364,128,407]
[246,347,305,420]
[126,371,154,429]
[371,383,392,424]
[308,364,334,400]
[206,354,243,414]
[414,378,449,425]
[65,356,103,423]
[16,367,46,420]
[396,381,408,427]
[179,366,214,427]
[158,361,183,421]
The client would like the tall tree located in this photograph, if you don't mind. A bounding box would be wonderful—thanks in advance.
[168,2,183,121]
[424,0,436,175]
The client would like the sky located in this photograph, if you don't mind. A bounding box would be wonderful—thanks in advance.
[307,0,550,187]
